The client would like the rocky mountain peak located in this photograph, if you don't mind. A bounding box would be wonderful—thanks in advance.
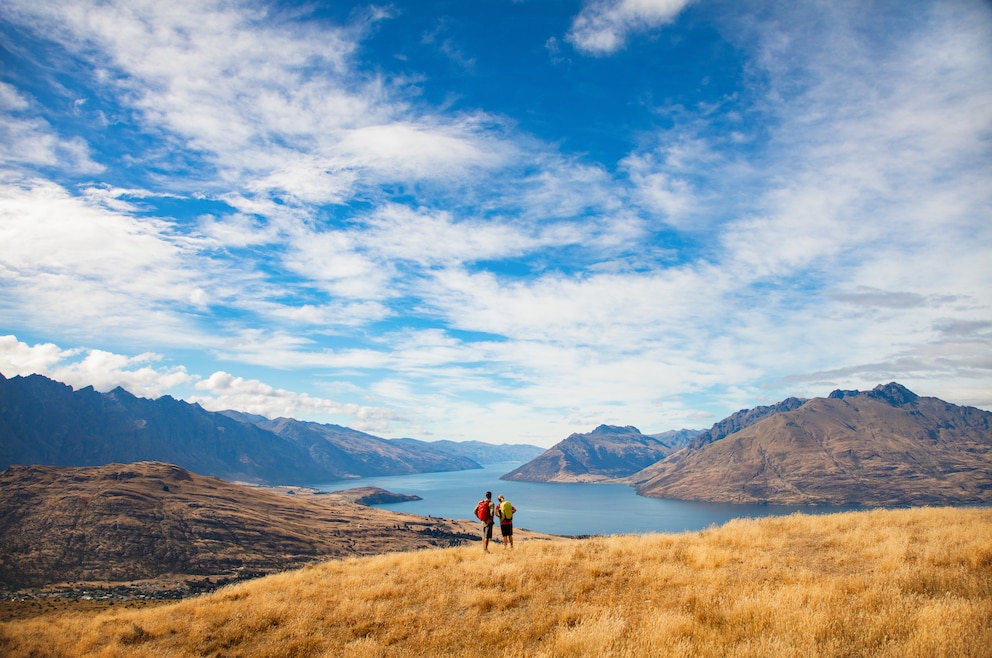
[828,382,919,407]
[590,424,642,435]
[868,382,920,406]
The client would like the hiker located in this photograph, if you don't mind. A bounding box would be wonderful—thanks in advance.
[474,491,496,552]
[496,494,516,549]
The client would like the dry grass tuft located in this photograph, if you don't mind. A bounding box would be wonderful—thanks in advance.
[2,506,990,657]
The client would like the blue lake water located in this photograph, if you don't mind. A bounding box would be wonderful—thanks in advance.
[311,463,866,537]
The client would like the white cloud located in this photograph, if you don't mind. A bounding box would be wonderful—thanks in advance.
[511,158,621,223]
[0,335,67,375]
[718,0,992,290]
[425,264,727,348]
[0,179,177,275]
[3,0,514,209]
[0,335,191,397]
[51,350,193,397]
[208,329,391,371]
[360,204,539,267]
[0,82,103,174]
[0,177,221,340]
[0,335,395,429]
[567,0,694,55]
[283,228,393,300]
[255,300,392,329]
[196,212,283,248]
[190,370,394,429]
[621,151,695,225]
[333,118,508,180]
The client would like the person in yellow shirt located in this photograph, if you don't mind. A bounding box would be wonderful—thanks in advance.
[496,494,517,549]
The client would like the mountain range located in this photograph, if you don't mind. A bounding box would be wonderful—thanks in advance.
[633,383,992,505]
[507,383,992,506]
[390,437,545,464]
[3,373,990,506]
[0,373,540,484]
[500,425,698,482]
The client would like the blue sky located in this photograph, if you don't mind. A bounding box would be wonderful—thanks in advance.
[1,0,990,448]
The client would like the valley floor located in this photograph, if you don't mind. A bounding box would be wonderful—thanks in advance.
[1,506,990,657]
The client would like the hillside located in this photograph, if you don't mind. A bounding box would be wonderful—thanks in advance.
[634,383,992,505]
[0,462,547,590]
[0,373,480,484]
[501,425,690,482]
[1,507,988,657]
[627,397,808,486]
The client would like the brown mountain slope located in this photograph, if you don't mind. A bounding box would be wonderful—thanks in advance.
[0,462,547,590]
[635,383,992,505]
[626,397,809,486]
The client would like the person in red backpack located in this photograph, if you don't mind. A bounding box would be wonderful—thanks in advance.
[474,491,496,552]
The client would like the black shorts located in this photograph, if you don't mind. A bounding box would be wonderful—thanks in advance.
[482,523,493,540]
[500,522,513,537]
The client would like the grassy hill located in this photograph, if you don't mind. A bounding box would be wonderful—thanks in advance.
[0,462,558,590]
[2,507,989,657]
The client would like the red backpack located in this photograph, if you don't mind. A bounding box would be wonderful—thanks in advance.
[475,499,492,522]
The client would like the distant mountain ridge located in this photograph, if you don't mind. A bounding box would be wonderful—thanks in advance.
[221,412,481,477]
[633,383,992,505]
[0,374,315,484]
[501,424,694,483]
[390,438,545,464]
[648,428,705,447]
[0,373,514,484]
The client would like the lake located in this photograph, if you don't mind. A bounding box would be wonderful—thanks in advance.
[312,463,865,536]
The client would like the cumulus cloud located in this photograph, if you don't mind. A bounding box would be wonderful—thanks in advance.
[567,0,694,55]
[190,370,395,430]
[0,335,191,397]
[0,335,395,429]
[51,351,193,398]
[0,335,67,376]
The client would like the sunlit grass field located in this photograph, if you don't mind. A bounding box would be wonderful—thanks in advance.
[2,506,990,657]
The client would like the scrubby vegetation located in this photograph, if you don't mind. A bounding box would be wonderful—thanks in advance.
[2,507,990,657]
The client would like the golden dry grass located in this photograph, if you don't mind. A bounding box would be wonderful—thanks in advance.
[2,506,990,657]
